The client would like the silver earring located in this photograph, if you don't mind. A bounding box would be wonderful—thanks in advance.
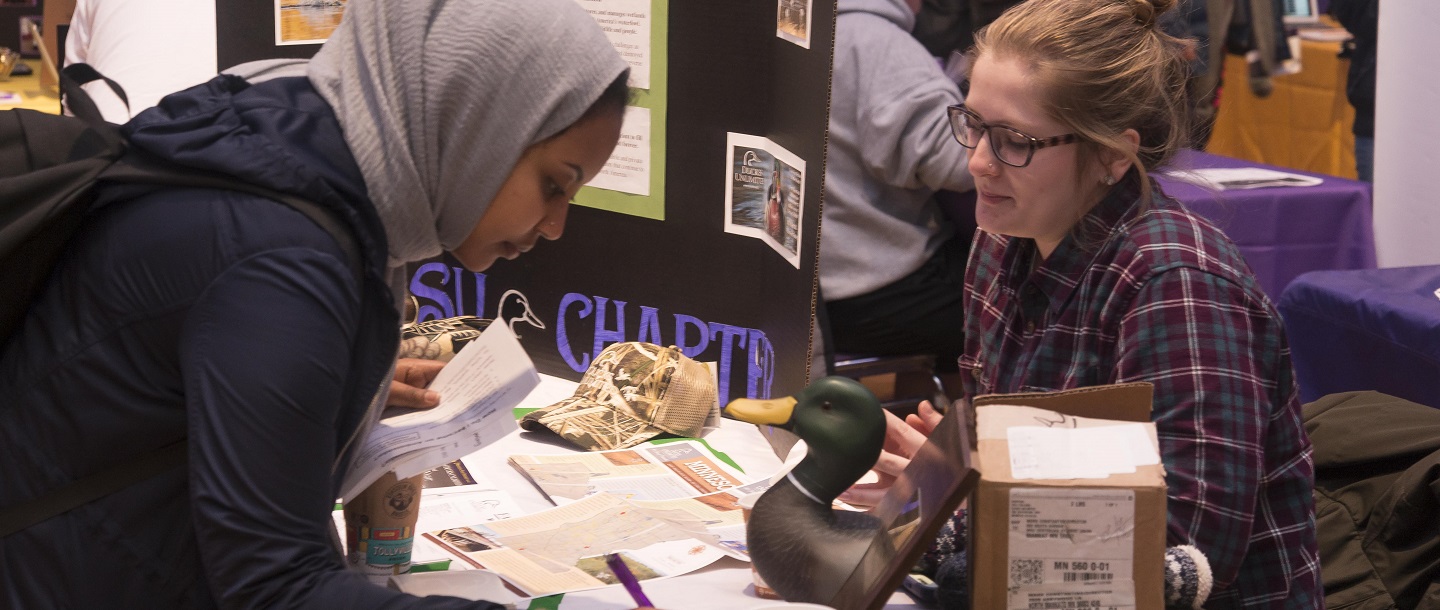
[1102,175,1116,186]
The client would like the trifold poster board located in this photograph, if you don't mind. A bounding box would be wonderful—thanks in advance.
[215,0,834,405]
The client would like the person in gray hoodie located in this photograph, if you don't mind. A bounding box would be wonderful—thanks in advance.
[820,0,975,379]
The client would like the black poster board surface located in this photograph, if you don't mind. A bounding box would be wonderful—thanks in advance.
[409,1,833,405]
[0,6,42,54]
[216,0,325,71]
[214,0,834,405]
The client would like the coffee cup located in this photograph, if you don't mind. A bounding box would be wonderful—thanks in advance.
[344,471,425,584]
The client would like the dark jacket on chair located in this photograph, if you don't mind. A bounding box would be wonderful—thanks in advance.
[1306,391,1440,609]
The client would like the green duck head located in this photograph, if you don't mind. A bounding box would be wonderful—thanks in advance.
[725,376,886,504]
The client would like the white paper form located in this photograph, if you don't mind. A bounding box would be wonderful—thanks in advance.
[1007,424,1160,480]
[1162,167,1323,190]
[586,105,652,196]
[1007,488,1138,610]
[339,323,540,501]
[574,0,652,90]
[508,439,753,505]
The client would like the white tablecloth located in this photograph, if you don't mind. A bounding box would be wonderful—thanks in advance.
[451,375,922,610]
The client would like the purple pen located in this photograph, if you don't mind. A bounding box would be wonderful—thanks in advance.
[605,552,654,607]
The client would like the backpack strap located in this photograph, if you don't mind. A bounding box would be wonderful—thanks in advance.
[58,63,127,128]
[0,441,187,538]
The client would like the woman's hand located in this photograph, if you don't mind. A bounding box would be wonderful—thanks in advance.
[387,358,446,408]
[840,399,947,506]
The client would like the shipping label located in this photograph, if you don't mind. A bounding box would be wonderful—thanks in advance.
[1006,488,1137,610]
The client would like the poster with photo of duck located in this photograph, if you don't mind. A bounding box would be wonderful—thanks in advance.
[723,132,805,269]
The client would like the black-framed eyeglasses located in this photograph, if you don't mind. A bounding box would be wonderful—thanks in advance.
[947,104,1078,168]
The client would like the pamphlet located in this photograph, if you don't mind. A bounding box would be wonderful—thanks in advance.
[1162,167,1323,190]
[339,323,540,501]
[424,481,772,596]
[508,439,752,504]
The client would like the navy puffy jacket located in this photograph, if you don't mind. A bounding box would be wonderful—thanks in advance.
[0,75,502,609]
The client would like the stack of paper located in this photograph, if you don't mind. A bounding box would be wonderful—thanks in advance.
[339,323,541,501]
[508,440,753,504]
[1163,167,1323,190]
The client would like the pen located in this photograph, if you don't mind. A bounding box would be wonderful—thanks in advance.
[605,552,655,608]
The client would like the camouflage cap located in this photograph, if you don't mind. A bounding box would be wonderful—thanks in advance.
[520,342,718,451]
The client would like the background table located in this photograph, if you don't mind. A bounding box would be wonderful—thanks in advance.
[1278,266,1440,408]
[1207,32,1358,179]
[0,59,60,114]
[1156,149,1376,300]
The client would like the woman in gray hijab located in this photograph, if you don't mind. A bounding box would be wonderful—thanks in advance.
[0,1,633,608]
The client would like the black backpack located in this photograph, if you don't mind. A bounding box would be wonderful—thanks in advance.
[0,65,360,537]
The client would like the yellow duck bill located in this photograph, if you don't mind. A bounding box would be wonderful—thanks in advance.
[725,396,798,428]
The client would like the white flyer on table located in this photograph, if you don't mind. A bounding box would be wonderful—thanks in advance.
[424,490,763,596]
[508,439,753,505]
[1162,167,1323,190]
[339,323,540,501]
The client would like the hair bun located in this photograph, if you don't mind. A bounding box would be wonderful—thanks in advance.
[1129,0,1173,29]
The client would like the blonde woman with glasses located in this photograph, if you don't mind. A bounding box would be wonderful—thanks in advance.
[849,0,1321,607]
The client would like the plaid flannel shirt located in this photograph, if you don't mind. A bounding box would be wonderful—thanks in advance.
[959,181,1321,608]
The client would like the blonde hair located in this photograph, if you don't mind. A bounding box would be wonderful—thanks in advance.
[970,0,1192,203]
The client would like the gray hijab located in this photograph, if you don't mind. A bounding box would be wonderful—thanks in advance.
[307,0,627,297]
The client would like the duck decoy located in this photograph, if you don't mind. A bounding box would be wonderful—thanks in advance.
[398,315,491,361]
[724,376,888,604]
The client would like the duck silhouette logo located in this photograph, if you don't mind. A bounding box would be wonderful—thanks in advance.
[743,150,766,169]
[497,289,546,338]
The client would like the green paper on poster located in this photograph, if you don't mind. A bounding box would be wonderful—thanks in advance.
[571,0,669,221]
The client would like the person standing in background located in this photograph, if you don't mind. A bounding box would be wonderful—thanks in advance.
[820,0,975,386]
[1329,0,1378,182]
[62,0,218,123]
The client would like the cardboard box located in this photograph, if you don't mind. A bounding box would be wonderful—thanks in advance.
[969,383,1166,610]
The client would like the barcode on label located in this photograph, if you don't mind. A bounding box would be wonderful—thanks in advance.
[1063,571,1115,583]
[1011,558,1044,585]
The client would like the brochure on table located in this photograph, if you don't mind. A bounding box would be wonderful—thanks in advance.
[509,439,753,505]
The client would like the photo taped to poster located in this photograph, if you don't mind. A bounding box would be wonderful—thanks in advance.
[275,0,347,46]
[724,133,805,269]
[776,0,811,49]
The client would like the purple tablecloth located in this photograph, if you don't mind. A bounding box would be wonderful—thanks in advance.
[1155,150,1377,300]
[1279,266,1440,407]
